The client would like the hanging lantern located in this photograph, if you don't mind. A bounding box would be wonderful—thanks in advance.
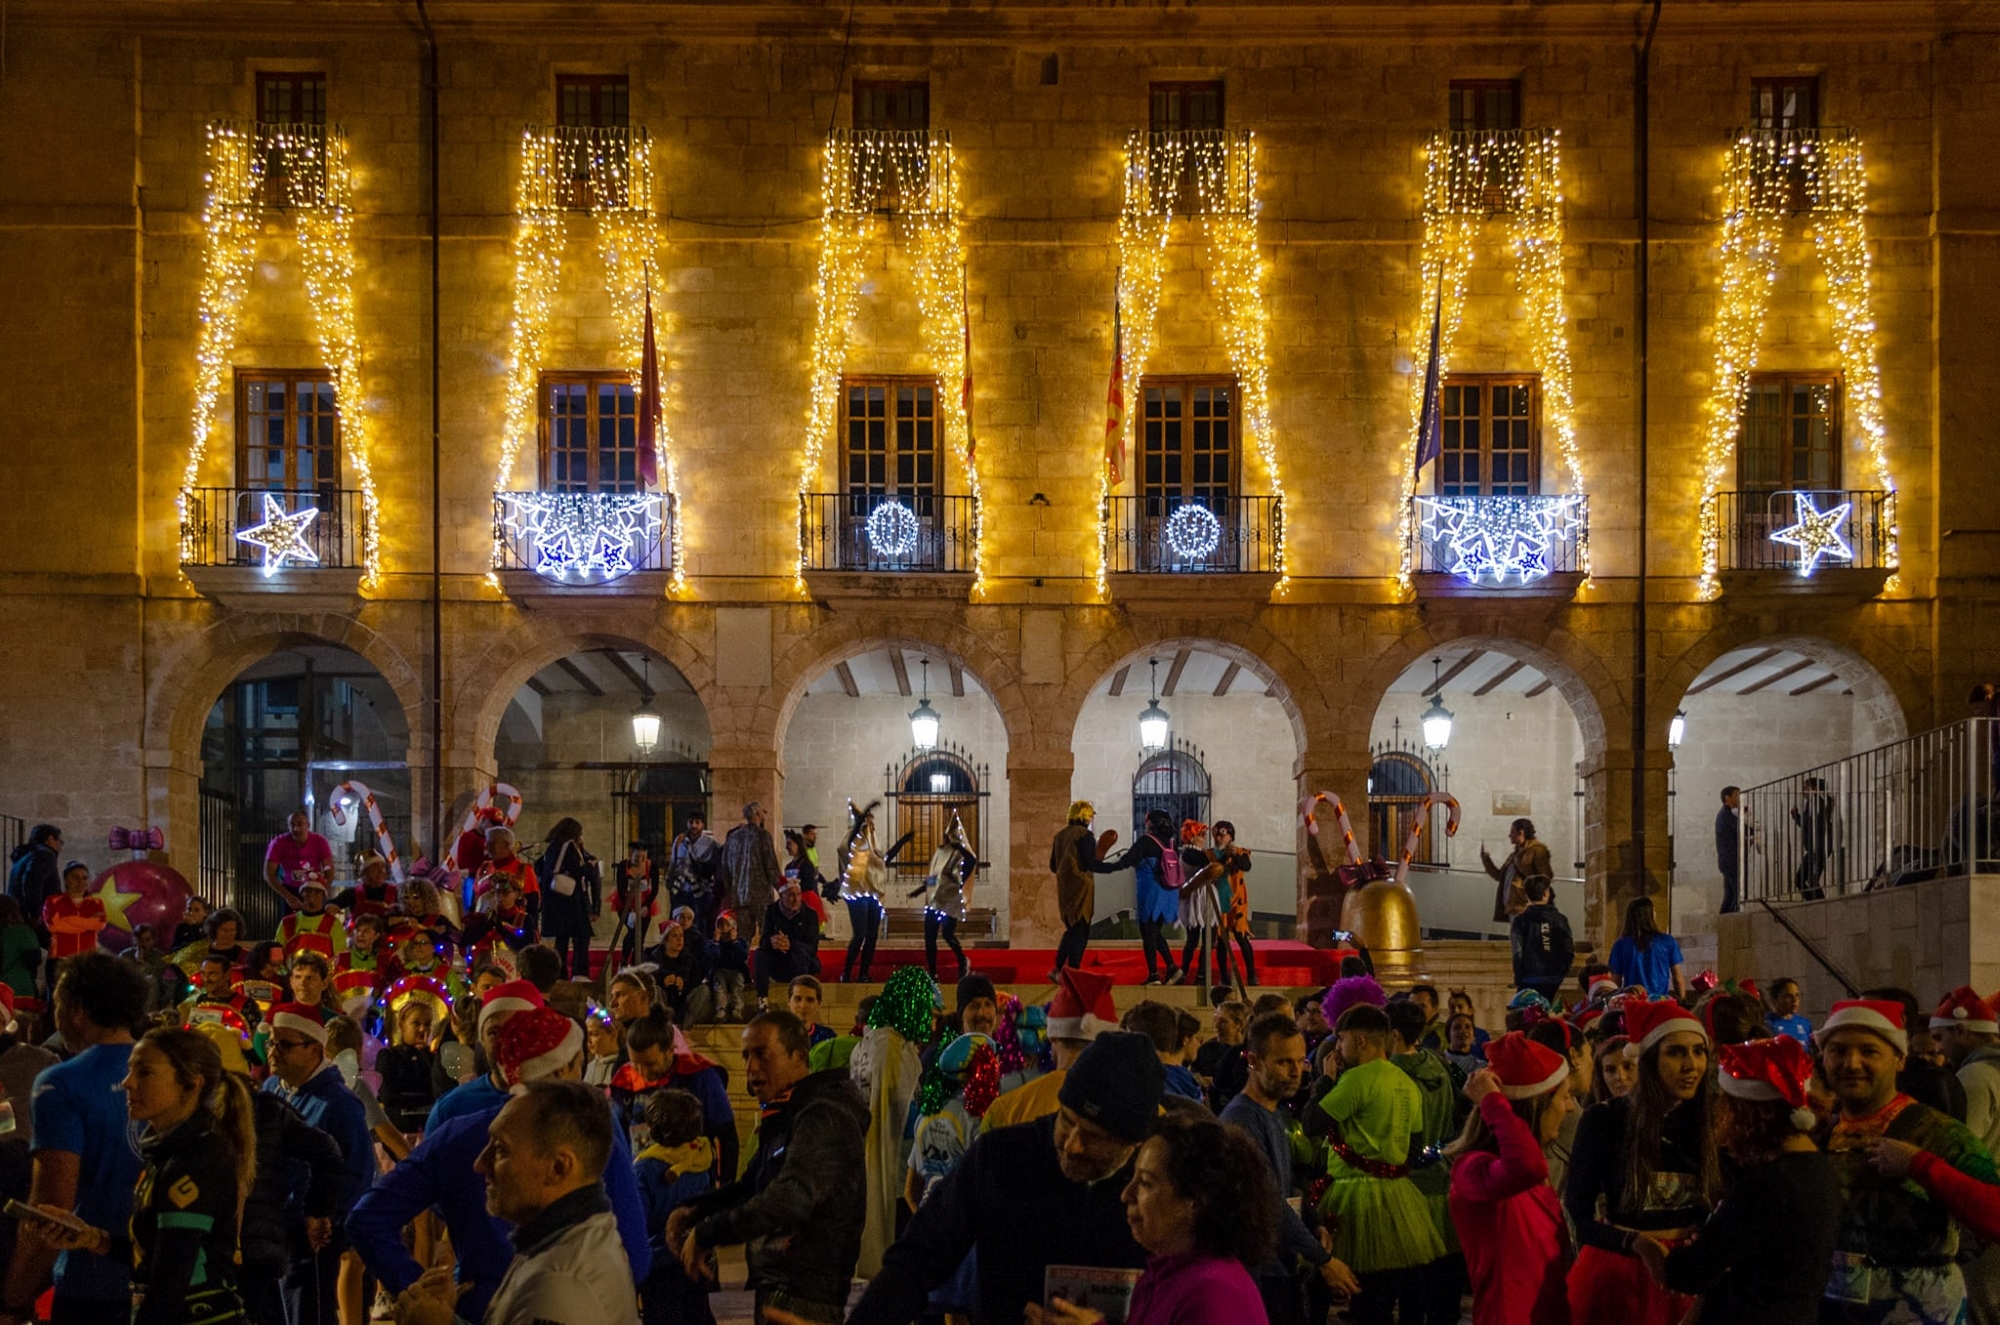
[1138,657,1171,751]
[1668,709,1687,750]
[632,656,663,757]
[909,658,941,750]
[1420,657,1453,752]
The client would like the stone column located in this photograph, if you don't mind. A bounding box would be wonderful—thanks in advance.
[1581,742,1672,949]
[709,743,785,836]
[1006,749,1075,948]
[142,746,203,887]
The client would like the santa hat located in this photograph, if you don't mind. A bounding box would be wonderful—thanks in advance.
[0,986,18,1035]
[479,978,544,1030]
[296,875,329,896]
[1624,998,1706,1054]
[1046,968,1118,1042]
[1484,1031,1570,1099]
[1586,974,1619,1000]
[1822,999,1909,1054]
[493,1006,584,1092]
[1929,986,1999,1036]
[1718,1036,1820,1131]
[270,1002,330,1046]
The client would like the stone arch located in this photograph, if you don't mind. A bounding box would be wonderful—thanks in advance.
[1656,622,1920,750]
[1060,621,1323,761]
[450,613,719,769]
[146,609,426,761]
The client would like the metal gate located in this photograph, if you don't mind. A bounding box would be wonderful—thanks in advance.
[1369,745,1447,866]
[1133,738,1211,840]
[885,745,989,882]
[198,788,237,905]
[609,761,712,863]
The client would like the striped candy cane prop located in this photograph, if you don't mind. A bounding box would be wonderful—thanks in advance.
[442,782,525,870]
[330,780,406,883]
[1395,792,1462,885]
[1300,792,1364,866]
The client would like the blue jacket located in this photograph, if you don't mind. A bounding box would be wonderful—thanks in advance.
[347,1101,653,1324]
[424,1072,508,1134]
[263,1064,375,1211]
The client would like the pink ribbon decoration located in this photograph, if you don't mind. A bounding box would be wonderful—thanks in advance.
[108,827,165,852]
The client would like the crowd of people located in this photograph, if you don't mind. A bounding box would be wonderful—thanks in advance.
[6,806,2000,1325]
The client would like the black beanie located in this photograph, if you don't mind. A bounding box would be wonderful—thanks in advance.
[1058,1031,1165,1143]
[956,973,998,1013]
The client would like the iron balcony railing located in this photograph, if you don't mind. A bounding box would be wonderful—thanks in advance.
[1103,494,1281,574]
[1739,718,2000,903]
[1423,128,1562,218]
[197,120,344,208]
[1123,129,1257,218]
[800,491,977,573]
[492,490,675,583]
[1711,488,1893,575]
[1728,126,1864,215]
[824,128,954,217]
[1409,493,1587,584]
[522,124,650,211]
[181,486,363,571]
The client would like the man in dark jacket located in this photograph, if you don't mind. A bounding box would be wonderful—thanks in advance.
[4,826,60,941]
[756,881,821,1006]
[848,1031,1164,1325]
[242,1090,345,1325]
[1715,785,1742,914]
[1508,875,1573,1002]
[672,1010,867,1323]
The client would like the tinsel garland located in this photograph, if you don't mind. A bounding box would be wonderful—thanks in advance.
[961,1043,1002,1118]
[993,994,1029,1076]
[867,966,942,1046]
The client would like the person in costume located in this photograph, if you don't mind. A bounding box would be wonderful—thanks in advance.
[903,1032,1003,1320]
[473,825,540,932]
[334,851,399,922]
[276,875,348,962]
[180,950,261,1040]
[41,860,105,966]
[613,840,662,967]
[377,975,450,1135]
[1175,819,1231,991]
[851,965,942,1279]
[667,814,720,938]
[992,994,1050,1095]
[1208,820,1257,987]
[1817,998,1999,1325]
[464,874,537,968]
[1932,986,2000,1325]
[399,872,459,946]
[1624,1034,1841,1325]
[914,812,977,981]
[838,800,912,984]
[982,967,1116,1132]
[1049,800,1121,981]
[263,809,333,910]
[1563,997,1717,1325]
[1107,808,1182,986]
[1446,1032,1576,1325]
[1313,1003,1447,1324]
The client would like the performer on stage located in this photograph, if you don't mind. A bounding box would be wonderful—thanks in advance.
[914,813,976,981]
[1107,808,1181,986]
[1048,801,1120,981]
[1212,820,1257,987]
[1176,819,1230,991]
[667,814,720,935]
[838,801,913,984]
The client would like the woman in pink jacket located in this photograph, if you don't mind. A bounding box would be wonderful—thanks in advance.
[1448,1031,1577,1325]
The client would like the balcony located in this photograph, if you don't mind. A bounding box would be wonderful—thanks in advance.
[1103,494,1280,578]
[800,492,976,580]
[493,490,674,597]
[521,124,650,212]
[1122,129,1256,218]
[1728,126,1864,216]
[1712,488,1893,588]
[1409,493,1587,593]
[1422,128,1561,218]
[204,120,344,209]
[181,485,365,602]
[823,129,954,218]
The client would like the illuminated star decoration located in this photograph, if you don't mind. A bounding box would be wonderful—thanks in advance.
[234,492,321,576]
[1417,495,1585,585]
[1769,491,1854,575]
[499,491,663,585]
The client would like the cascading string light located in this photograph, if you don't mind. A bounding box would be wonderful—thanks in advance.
[1694,126,1894,597]
[797,129,982,592]
[494,128,568,580]
[1399,128,1585,591]
[1105,129,1285,593]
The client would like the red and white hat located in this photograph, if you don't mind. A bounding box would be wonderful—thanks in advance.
[332,968,378,1017]
[0,986,18,1035]
[493,1006,584,1093]
[1624,998,1706,1054]
[1484,1031,1570,1099]
[1822,999,1909,1054]
[1586,974,1619,1001]
[479,978,544,1030]
[1718,1035,1820,1131]
[270,1001,330,1046]
[1929,987,1999,1036]
[1046,968,1119,1042]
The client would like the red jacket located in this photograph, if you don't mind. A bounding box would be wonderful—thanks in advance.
[1449,1092,1572,1325]
[1911,1148,2000,1244]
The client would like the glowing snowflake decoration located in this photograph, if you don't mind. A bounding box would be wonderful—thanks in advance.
[1162,503,1223,562]
[1416,495,1585,586]
[1769,491,1854,576]
[234,492,322,576]
[865,499,921,558]
[499,491,663,585]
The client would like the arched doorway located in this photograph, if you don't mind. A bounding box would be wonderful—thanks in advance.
[1368,749,1441,866]
[199,644,410,936]
[1668,639,1908,926]
[1132,740,1211,843]
[892,748,987,888]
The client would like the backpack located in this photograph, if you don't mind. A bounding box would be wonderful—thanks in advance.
[1155,836,1185,891]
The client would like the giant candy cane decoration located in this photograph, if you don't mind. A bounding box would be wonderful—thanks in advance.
[330,780,406,882]
[1300,792,1364,867]
[1395,791,1461,885]
[442,782,524,870]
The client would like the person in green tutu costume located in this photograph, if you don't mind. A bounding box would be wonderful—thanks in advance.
[1315,1003,1447,1324]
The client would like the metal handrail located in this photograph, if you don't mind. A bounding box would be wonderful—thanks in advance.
[1103,493,1280,574]
[799,491,978,573]
[1710,488,1893,574]
[180,485,363,570]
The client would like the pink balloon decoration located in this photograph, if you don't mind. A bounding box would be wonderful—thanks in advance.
[90,860,196,954]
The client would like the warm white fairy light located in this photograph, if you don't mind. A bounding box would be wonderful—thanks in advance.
[234,492,322,575]
[496,128,568,534]
[1695,127,1894,597]
[797,130,981,590]
[1400,129,1584,590]
[1104,129,1284,591]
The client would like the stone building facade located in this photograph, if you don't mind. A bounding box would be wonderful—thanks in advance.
[1,0,1995,947]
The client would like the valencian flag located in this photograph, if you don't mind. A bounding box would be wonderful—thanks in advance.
[638,278,661,488]
[961,266,976,468]
[1413,272,1445,474]
[1104,284,1126,484]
